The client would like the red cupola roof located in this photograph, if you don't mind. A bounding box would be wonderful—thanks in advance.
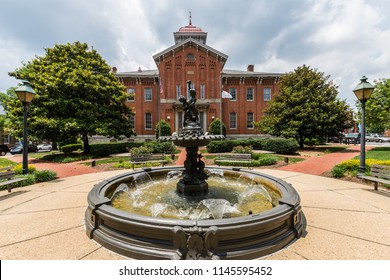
[174,12,207,44]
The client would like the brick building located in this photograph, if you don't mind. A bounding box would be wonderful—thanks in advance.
[115,19,282,141]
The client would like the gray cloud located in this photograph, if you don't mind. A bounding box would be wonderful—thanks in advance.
[1,0,390,108]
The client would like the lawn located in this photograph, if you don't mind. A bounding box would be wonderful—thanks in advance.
[0,158,18,168]
[355,147,390,160]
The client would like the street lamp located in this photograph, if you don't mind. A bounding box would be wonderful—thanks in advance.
[353,76,374,174]
[15,81,36,175]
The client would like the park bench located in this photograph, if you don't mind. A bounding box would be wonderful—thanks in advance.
[215,153,252,168]
[0,166,28,193]
[130,153,167,170]
[357,164,390,191]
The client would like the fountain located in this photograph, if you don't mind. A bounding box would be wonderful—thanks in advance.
[85,81,305,260]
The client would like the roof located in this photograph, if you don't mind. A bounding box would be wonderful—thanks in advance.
[153,37,228,65]
[177,23,203,33]
[222,69,283,77]
[115,69,159,78]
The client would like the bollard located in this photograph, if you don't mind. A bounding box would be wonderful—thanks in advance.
[284,157,289,164]
[91,160,96,167]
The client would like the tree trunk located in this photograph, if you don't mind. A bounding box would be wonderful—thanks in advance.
[298,135,305,149]
[82,133,90,154]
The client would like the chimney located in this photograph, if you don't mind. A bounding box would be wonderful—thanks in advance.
[112,67,117,73]
[247,64,254,72]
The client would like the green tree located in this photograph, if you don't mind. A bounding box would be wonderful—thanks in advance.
[364,78,390,133]
[4,42,135,153]
[208,118,226,136]
[255,65,353,148]
[155,120,171,139]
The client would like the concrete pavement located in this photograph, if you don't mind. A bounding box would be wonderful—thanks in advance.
[0,168,389,260]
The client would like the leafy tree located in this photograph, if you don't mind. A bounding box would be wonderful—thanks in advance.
[363,78,390,133]
[4,42,135,153]
[208,118,226,136]
[255,65,354,148]
[155,120,171,139]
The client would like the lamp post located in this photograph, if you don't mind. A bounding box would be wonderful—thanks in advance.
[353,76,374,174]
[15,81,36,175]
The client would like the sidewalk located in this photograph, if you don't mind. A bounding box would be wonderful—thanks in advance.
[0,169,389,260]
[278,145,372,175]
[6,155,101,178]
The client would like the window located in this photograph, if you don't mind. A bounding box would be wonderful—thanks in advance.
[199,111,204,130]
[129,114,135,129]
[246,88,254,101]
[247,112,254,129]
[176,84,181,99]
[145,113,152,130]
[178,112,183,130]
[127,88,135,101]
[186,53,195,60]
[187,82,195,98]
[144,88,152,101]
[264,88,271,101]
[229,112,237,129]
[229,88,237,101]
[2,135,10,144]
[200,84,205,99]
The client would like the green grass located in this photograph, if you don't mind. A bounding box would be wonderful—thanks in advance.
[0,158,18,168]
[354,147,390,161]
[275,156,305,163]
[84,156,132,166]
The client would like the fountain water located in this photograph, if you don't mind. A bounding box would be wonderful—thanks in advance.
[85,81,305,259]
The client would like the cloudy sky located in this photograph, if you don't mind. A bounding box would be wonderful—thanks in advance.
[1,0,390,108]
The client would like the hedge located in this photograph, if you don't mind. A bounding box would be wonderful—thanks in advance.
[61,144,83,154]
[206,138,298,155]
[89,142,143,157]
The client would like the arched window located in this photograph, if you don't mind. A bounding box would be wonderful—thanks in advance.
[186,53,195,60]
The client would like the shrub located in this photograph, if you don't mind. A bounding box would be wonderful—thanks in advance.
[206,140,234,153]
[34,170,57,182]
[208,118,226,136]
[61,144,83,154]
[128,146,152,155]
[145,141,176,154]
[232,145,253,154]
[155,120,171,139]
[263,138,298,154]
[13,164,37,175]
[331,165,346,178]
[89,142,142,157]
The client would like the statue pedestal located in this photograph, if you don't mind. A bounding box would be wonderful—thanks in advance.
[177,180,208,195]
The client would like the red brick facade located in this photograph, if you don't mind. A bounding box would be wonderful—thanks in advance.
[115,21,281,140]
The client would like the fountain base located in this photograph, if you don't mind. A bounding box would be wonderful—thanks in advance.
[85,167,306,260]
[177,179,208,195]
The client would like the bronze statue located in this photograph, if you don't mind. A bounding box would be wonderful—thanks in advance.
[179,81,199,127]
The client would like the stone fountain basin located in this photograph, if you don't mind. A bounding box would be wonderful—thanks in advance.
[85,166,305,260]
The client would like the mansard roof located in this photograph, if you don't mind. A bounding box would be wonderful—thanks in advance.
[152,37,228,67]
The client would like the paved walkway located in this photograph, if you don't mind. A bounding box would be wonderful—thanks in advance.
[0,169,389,260]
[6,155,101,178]
[277,145,372,175]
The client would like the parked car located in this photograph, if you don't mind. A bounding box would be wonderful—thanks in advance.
[10,144,38,155]
[37,143,53,152]
[0,144,10,156]
[366,133,390,142]
[340,133,360,144]
[328,134,344,143]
